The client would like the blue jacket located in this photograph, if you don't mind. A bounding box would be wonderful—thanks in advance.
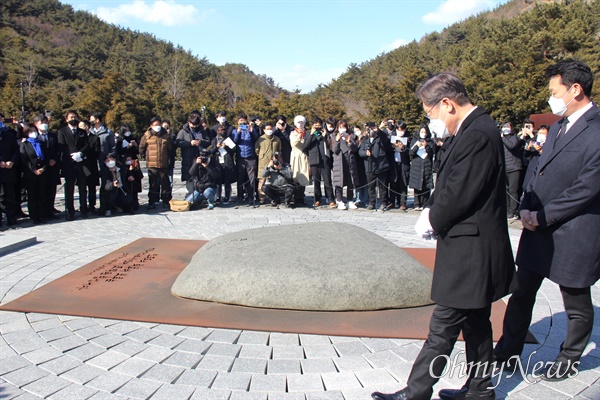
[232,128,259,159]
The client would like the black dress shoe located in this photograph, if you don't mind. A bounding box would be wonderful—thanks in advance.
[371,388,410,400]
[439,386,495,400]
[539,360,577,382]
[66,213,75,221]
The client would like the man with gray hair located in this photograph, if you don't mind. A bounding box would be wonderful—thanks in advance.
[372,73,514,400]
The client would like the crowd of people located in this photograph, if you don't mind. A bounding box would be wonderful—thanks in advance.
[1,108,469,226]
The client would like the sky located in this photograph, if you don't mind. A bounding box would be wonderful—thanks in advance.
[62,0,511,93]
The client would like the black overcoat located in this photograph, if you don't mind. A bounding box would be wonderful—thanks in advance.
[427,107,515,309]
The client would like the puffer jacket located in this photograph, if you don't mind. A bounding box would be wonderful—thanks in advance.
[139,128,172,169]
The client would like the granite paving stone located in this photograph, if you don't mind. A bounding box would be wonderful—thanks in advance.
[148,383,195,400]
[87,351,131,370]
[229,392,268,400]
[139,363,185,384]
[20,374,71,398]
[286,373,324,392]
[248,374,286,392]
[114,377,163,399]
[20,346,63,365]
[84,370,132,392]
[65,343,107,362]
[303,345,339,359]
[300,359,338,374]
[2,364,49,387]
[304,392,345,400]
[321,371,363,391]
[205,342,242,358]
[173,338,212,354]
[204,329,242,344]
[161,351,203,368]
[267,393,305,400]
[210,372,252,391]
[239,345,273,360]
[196,355,235,372]
[231,358,268,374]
[0,355,32,375]
[134,346,174,363]
[174,369,217,387]
[39,355,81,375]
[47,383,99,400]
[332,341,372,357]
[267,360,302,375]
[272,345,305,360]
[59,364,103,385]
[188,387,231,400]
[146,334,186,349]
[109,357,157,377]
[237,331,270,345]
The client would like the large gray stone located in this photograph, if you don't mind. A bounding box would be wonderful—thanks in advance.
[171,222,433,311]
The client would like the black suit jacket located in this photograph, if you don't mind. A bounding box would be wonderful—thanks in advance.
[57,125,90,179]
[427,107,515,309]
[0,128,19,184]
[517,103,600,288]
[40,131,61,185]
[19,140,48,178]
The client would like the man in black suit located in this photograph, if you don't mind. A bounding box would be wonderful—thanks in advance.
[0,115,20,228]
[372,73,515,400]
[33,114,61,219]
[56,110,90,220]
[494,60,600,381]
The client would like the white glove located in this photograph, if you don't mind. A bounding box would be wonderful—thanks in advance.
[415,208,437,240]
[70,152,83,162]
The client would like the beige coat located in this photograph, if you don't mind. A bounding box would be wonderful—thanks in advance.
[289,129,310,186]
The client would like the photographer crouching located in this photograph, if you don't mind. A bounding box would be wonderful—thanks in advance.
[261,152,295,208]
[185,151,220,210]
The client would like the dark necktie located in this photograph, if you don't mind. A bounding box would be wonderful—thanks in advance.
[554,117,569,147]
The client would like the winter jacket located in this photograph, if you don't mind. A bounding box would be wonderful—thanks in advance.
[332,136,360,188]
[502,133,523,173]
[408,138,435,191]
[301,132,330,167]
[255,134,282,173]
[261,163,294,188]
[358,131,392,175]
[139,128,172,169]
[176,124,212,181]
[189,161,220,192]
[232,127,259,159]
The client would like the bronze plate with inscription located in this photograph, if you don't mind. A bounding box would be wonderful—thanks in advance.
[0,238,532,341]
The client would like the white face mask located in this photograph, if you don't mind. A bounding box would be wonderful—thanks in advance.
[28,132,38,139]
[218,117,226,124]
[419,132,427,139]
[501,128,511,135]
[106,160,116,168]
[548,85,574,117]
[295,121,305,129]
[152,125,161,133]
[536,133,547,144]
[265,130,273,136]
[338,128,347,134]
[428,105,450,139]
[38,124,48,132]
[125,160,132,165]
[124,131,131,137]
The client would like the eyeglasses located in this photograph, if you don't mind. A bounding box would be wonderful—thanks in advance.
[424,100,442,121]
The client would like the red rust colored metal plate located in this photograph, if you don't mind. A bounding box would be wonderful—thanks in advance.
[0,238,529,341]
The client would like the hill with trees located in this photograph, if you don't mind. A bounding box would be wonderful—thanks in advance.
[309,0,599,129]
[0,0,598,133]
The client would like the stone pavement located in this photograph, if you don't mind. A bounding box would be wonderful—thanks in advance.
[1,182,599,399]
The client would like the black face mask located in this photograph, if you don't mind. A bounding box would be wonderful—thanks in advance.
[68,119,79,127]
